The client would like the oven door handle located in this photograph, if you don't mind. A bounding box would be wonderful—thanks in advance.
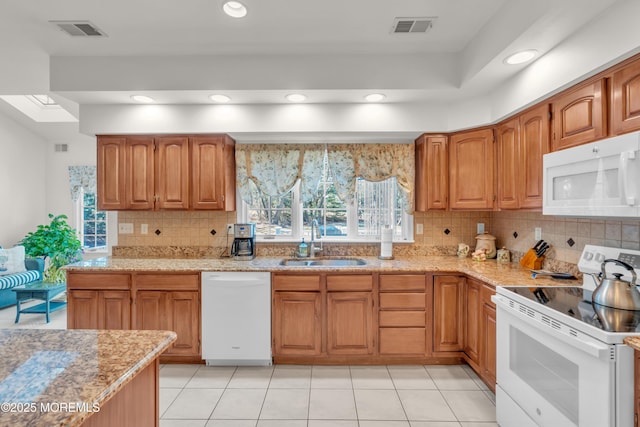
[493,294,612,360]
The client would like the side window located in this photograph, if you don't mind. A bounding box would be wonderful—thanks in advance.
[78,190,107,250]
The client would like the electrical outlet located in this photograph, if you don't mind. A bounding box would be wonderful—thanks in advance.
[535,227,542,240]
[141,224,148,234]
[118,223,133,234]
[227,224,234,235]
[477,223,485,234]
[416,223,424,235]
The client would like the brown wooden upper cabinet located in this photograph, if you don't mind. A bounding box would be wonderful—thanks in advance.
[449,128,495,210]
[551,78,607,151]
[497,104,550,210]
[97,134,235,211]
[414,134,448,211]
[612,57,640,135]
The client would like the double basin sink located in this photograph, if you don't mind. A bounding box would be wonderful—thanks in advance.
[279,258,367,267]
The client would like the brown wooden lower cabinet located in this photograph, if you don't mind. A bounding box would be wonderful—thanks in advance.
[272,291,322,356]
[480,284,497,389]
[327,291,374,355]
[464,278,482,368]
[433,275,465,353]
[66,271,201,363]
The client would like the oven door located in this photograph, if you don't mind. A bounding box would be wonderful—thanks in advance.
[494,295,616,427]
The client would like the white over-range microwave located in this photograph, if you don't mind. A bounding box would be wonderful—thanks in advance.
[543,132,640,217]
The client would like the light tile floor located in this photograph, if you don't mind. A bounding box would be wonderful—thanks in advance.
[159,364,497,427]
[0,302,497,427]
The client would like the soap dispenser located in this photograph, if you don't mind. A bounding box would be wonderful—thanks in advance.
[298,238,309,258]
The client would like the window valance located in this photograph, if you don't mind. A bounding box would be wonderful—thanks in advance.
[236,142,415,212]
[236,144,325,204]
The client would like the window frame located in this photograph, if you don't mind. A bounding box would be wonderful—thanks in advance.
[74,188,109,254]
[237,179,413,243]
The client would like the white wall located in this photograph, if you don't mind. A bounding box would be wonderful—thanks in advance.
[0,111,47,247]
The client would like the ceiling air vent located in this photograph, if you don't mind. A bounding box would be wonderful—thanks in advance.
[391,17,436,34]
[50,21,106,37]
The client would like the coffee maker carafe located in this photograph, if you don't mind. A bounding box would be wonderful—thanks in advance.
[230,223,256,260]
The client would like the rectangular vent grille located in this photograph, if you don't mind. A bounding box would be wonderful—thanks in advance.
[50,21,106,37]
[392,17,436,34]
[54,144,68,153]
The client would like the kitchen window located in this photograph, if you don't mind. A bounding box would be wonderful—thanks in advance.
[237,151,413,242]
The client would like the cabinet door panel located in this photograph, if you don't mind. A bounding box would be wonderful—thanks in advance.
[99,290,131,330]
[449,129,494,209]
[379,274,426,292]
[464,279,481,364]
[273,292,322,356]
[68,290,99,329]
[427,136,449,210]
[613,58,640,134]
[167,291,200,356]
[126,137,155,209]
[481,303,497,389]
[191,136,225,210]
[97,136,127,210]
[327,292,374,355]
[552,79,607,151]
[326,275,373,291]
[379,311,426,327]
[156,136,190,209]
[496,119,520,209]
[136,291,169,330]
[433,275,465,353]
[519,105,550,208]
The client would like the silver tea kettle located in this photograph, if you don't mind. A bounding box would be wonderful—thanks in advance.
[591,258,640,311]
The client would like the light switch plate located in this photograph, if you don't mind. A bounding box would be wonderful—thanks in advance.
[477,223,485,234]
[416,223,424,235]
[141,224,148,234]
[535,227,542,240]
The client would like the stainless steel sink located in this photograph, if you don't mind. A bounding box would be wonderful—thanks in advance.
[279,258,367,267]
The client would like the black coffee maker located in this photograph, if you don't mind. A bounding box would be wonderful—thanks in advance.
[230,223,256,260]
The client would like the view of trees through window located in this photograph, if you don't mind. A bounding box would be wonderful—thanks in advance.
[243,152,410,240]
[81,192,107,248]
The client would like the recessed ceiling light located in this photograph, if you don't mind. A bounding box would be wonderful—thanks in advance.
[364,93,386,102]
[223,1,248,18]
[504,49,538,65]
[209,94,231,103]
[286,93,307,103]
[130,95,154,103]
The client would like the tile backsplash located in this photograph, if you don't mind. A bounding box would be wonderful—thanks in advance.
[115,210,640,267]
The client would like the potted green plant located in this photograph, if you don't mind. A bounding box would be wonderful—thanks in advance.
[20,214,82,283]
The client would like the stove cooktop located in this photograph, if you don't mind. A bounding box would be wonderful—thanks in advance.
[501,286,640,334]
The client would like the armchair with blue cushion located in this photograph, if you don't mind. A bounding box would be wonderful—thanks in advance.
[0,258,45,309]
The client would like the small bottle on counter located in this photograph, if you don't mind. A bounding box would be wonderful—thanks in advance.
[298,238,309,258]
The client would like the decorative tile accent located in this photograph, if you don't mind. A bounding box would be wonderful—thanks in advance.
[567,238,575,247]
[512,232,518,239]
[155,229,161,235]
[210,229,217,236]
[444,229,451,235]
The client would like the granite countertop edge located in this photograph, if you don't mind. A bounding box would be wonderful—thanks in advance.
[66,255,580,288]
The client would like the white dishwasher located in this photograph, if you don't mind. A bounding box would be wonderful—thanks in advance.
[201,272,272,366]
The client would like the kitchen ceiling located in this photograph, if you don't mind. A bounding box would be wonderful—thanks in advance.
[0,0,632,139]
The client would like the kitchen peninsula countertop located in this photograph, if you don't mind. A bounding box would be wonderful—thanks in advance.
[624,336,640,351]
[0,329,176,426]
[66,255,580,288]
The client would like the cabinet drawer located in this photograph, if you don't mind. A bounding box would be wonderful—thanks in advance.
[135,273,199,290]
[273,274,321,291]
[379,328,426,355]
[326,275,373,291]
[67,273,130,290]
[379,311,426,327]
[379,293,426,310]
[379,274,426,291]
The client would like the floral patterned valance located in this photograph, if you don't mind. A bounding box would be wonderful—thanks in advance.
[68,165,96,202]
[236,142,415,213]
[236,144,325,203]
[327,143,414,213]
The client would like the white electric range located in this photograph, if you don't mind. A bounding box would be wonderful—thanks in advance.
[493,244,640,427]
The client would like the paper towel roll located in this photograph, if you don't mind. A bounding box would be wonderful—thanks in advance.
[380,227,393,259]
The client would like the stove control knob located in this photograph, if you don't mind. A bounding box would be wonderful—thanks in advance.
[582,251,594,261]
[595,253,605,262]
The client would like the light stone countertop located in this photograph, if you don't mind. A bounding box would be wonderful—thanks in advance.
[0,329,176,426]
[66,255,581,288]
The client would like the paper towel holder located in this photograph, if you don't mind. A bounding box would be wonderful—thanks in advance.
[379,226,394,260]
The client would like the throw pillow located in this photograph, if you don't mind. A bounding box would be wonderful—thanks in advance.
[0,246,27,276]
